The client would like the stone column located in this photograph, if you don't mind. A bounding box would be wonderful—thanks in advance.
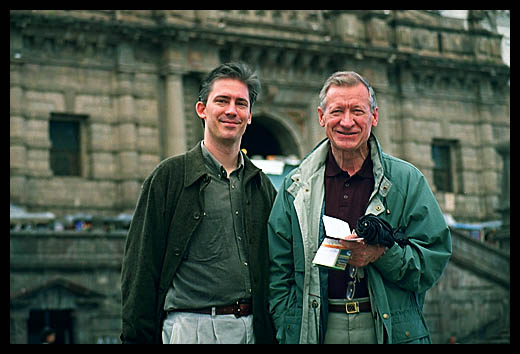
[164,73,187,157]
[477,80,499,219]
[395,68,418,162]
[160,44,187,159]
[493,141,510,251]
[372,91,392,156]
[10,62,27,205]
[115,42,140,209]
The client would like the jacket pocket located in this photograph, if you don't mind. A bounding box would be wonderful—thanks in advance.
[390,310,430,343]
[279,313,301,344]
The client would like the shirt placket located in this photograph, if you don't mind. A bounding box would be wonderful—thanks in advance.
[228,170,252,299]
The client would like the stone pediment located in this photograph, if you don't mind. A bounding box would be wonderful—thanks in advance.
[11,278,104,310]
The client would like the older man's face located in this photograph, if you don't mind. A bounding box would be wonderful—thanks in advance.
[318,83,378,155]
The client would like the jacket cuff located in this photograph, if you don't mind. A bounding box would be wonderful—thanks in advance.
[373,242,401,270]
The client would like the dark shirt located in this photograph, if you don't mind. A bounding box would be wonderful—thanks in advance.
[324,146,374,299]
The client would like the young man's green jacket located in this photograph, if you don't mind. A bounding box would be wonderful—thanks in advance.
[121,142,277,344]
[268,134,452,344]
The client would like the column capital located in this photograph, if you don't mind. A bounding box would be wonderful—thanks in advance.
[159,63,188,77]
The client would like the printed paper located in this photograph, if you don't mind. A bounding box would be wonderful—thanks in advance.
[312,215,363,270]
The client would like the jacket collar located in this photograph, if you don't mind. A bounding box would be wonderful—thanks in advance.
[294,133,390,196]
[368,134,392,198]
[298,133,384,179]
[184,142,208,187]
[184,141,261,187]
[368,134,384,183]
[243,154,262,184]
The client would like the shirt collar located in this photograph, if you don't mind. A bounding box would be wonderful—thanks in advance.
[325,145,373,179]
[201,141,244,178]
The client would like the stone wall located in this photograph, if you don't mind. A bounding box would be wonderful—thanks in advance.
[424,229,509,343]
[10,231,126,344]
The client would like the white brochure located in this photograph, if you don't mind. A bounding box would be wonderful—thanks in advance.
[312,215,363,270]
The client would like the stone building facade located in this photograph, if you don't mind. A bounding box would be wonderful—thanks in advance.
[10,10,509,343]
[11,10,509,221]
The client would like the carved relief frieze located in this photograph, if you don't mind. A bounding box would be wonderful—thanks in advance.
[220,43,328,84]
[18,29,116,67]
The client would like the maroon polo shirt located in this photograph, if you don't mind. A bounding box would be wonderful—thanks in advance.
[324,146,374,299]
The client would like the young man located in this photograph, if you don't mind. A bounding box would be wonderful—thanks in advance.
[121,62,277,344]
[268,71,451,344]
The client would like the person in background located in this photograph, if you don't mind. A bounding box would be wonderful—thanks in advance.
[40,327,56,344]
[267,71,451,344]
[121,62,277,344]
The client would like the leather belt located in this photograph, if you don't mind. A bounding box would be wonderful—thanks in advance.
[329,300,371,314]
[174,300,252,318]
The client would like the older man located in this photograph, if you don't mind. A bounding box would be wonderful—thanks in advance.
[268,71,451,344]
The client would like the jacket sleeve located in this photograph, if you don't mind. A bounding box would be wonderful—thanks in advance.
[120,170,169,343]
[373,172,452,293]
[267,177,302,344]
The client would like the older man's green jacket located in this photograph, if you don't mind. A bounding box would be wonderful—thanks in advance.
[121,142,277,344]
[268,135,452,344]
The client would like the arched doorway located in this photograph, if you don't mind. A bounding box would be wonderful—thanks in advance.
[241,115,299,159]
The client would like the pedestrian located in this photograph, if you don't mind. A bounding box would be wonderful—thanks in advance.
[40,327,56,344]
[267,71,451,344]
[120,62,277,344]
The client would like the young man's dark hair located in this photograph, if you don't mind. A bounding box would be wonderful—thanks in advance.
[198,62,261,119]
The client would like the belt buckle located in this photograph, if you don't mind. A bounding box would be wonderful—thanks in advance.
[233,301,243,318]
[345,301,359,314]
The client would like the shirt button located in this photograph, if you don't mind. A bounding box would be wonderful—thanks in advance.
[383,313,389,319]
[235,210,239,215]
[244,262,248,267]
[344,182,350,188]
[343,194,349,199]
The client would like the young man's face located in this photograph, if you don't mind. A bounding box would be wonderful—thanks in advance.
[196,78,252,145]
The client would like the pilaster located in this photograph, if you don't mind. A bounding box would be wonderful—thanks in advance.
[160,44,189,158]
[115,42,140,209]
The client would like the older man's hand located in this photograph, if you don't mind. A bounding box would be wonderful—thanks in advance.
[340,235,386,267]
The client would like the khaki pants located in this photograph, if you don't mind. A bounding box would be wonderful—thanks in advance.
[162,311,255,344]
[324,298,377,344]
